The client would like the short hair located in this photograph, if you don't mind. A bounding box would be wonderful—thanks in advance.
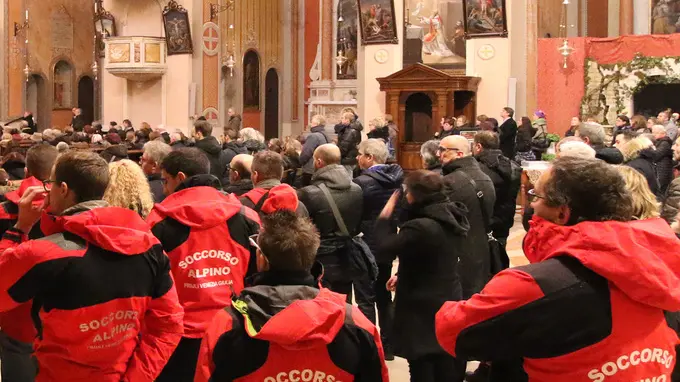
[474,131,500,149]
[357,139,389,164]
[617,166,660,220]
[267,138,284,153]
[143,140,172,165]
[503,107,515,118]
[54,151,110,203]
[631,115,647,130]
[252,151,284,181]
[26,144,58,180]
[314,144,341,165]
[404,170,443,204]
[123,119,132,126]
[311,114,326,126]
[617,115,630,125]
[225,128,238,140]
[578,122,606,146]
[56,141,69,153]
[420,140,440,168]
[457,115,468,124]
[259,210,320,272]
[342,112,356,123]
[541,157,633,224]
[161,148,210,177]
[110,121,118,127]
[652,124,667,136]
[557,141,596,159]
[194,120,213,137]
[476,114,489,123]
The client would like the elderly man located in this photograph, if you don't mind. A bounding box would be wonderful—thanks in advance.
[421,140,442,174]
[299,115,332,187]
[298,144,363,298]
[224,154,253,196]
[659,110,678,142]
[576,122,624,164]
[439,135,495,298]
[141,140,172,202]
[436,157,680,381]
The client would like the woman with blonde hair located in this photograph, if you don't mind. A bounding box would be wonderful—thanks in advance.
[103,159,155,218]
[619,136,660,198]
[617,166,660,220]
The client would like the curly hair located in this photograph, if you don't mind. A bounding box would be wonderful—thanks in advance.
[616,166,660,220]
[103,159,154,218]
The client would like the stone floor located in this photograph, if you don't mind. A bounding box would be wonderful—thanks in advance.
[386,213,528,381]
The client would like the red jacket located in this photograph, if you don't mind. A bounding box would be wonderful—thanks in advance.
[436,217,680,382]
[147,185,260,338]
[195,271,390,382]
[0,202,184,382]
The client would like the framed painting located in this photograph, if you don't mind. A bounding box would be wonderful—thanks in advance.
[462,0,508,38]
[650,0,680,35]
[337,0,359,79]
[163,0,193,55]
[403,0,466,70]
[357,0,399,45]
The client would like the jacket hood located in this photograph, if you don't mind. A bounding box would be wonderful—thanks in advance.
[5,176,45,205]
[442,156,481,176]
[232,275,348,349]
[310,125,326,134]
[152,182,241,228]
[243,139,266,153]
[362,164,404,188]
[195,136,222,155]
[224,141,247,153]
[312,164,352,190]
[244,184,300,214]
[101,144,128,162]
[594,147,624,165]
[406,193,470,235]
[475,149,512,180]
[42,201,159,255]
[524,216,680,311]
[174,174,222,192]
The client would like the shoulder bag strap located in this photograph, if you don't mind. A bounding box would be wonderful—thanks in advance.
[252,191,270,213]
[457,171,492,235]
[318,183,350,237]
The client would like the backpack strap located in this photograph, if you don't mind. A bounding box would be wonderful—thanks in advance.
[252,191,270,214]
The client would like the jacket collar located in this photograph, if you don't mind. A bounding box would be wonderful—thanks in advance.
[147,173,162,182]
[174,174,222,192]
[442,156,479,175]
[246,270,317,288]
[254,178,281,190]
[61,200,109,216]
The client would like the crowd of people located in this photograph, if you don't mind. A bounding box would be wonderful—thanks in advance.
[0,104,678,382]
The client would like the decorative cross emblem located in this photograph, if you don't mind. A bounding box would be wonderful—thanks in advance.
[478,44,495,60]
[202,23,219,56]
[374,49,389,64]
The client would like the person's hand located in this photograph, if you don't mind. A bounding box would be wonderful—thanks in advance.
[386,275,398,292]
[379,190,400,219]
[14,186,48,233]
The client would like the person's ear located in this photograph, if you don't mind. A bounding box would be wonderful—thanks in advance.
[556,205,571,225]
[177,172,187,183]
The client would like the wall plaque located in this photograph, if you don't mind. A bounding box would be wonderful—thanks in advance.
[52,7,74,52]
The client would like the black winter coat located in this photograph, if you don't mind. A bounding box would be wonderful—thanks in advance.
[367,126,389,142]
[335,123,363,166]
[655,137,674,196]
[498,119,518,159]
[434,129,457,140]
[299,126,331,174]
[147,173,166,203]
[515,124,535,153]
[353,164,404,262]
[442,156,496,298]
[222,141,248,165]
[475,149,521,238]
[627,148,661,198]
[298,164,363,283]
[594,146,624,164]
[195,136,229,181]
[224,178,253,196]
[375,193,469,359]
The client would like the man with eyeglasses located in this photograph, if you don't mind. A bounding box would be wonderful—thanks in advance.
[147,147,260,382]
[437,157,680,381]
[195,210,389,382]
[439,135,496,299]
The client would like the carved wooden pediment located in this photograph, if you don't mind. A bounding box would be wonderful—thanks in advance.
[377,63,480,92]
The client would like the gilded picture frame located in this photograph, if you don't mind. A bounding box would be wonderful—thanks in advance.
[462,0,508,38]
[356,0,399,45]
[163,0,194,55]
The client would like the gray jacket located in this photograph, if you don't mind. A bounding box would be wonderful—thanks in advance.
[299,125,331,174]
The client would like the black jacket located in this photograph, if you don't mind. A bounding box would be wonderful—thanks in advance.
[627,148,661,197]
[367,126,389,142]
[298,164,363,283]
[434,129,457,140]
[299,126,331,174]
[498,119,518,159]
[662,177,680,224]
[353,164,404,262]
[100,144,128,163]
[224,178,253,196]
[147,173,166,203]
[335,123,363,166]
[426,163,443,175]
[222,141,247,165]
[594,146,624,164]
[195,136,229,181]
[442,156,496,298]
[243,139,266,155]
[375,193,469,359]
[655,137,674,196]
[475,149,521,238]
[515,124,536,153]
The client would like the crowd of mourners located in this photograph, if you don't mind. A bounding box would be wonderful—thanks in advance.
[0,104,679,382]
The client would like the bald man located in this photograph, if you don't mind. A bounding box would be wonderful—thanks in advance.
[224,154,254,196]
[439,135,497,298]
[297,144,364,298]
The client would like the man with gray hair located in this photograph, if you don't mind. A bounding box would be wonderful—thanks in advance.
[421,140,442,174]
[576,122,624,164]
[141,140,173,202]
[353,139,404,360]
[299,114,331,186]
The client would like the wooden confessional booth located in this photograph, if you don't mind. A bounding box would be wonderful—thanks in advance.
[377,63,481,171]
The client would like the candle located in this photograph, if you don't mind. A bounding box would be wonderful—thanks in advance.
[25,9,28,22]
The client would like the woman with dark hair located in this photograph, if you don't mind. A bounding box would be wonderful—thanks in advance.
[434,117,456,139]
[376,170,470,382]
[565,116,580,137]
[486,117,500,133]
[631,115,650,134]
[611,114,632,146]
[515,116,537,162]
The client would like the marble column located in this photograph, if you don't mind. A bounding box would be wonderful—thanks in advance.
[619,0,634,35]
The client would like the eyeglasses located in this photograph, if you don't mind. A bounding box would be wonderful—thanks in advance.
[528,189,545,203]
[436,146,461,154]
[42,179,56,192]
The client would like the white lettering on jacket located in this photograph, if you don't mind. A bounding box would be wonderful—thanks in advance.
[586,348,673,382]
[78,310,139,332]
[262,369,340,382]
[178,249,239,269]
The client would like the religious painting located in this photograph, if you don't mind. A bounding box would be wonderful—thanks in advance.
[163,0,193,55]
[650,0,680,34]
[403,0,466,70]
[337,0,359,79]
[243,50,260,110]
[357,0,399,45]
[463,0,508,38]
[53,61,73,109]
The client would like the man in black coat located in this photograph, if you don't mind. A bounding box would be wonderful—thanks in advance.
[473,132,521,263]
[141,140,172,203]
[498,107,518,159]
[193,120,229,182]
[652,125,674,196]
[576,122,624,164]
[439,135,496,298]
[221,128,247,166]
[353,139,404,361]
[298,144,363,299]
[299,114,331,187]
[335,112,363,174]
